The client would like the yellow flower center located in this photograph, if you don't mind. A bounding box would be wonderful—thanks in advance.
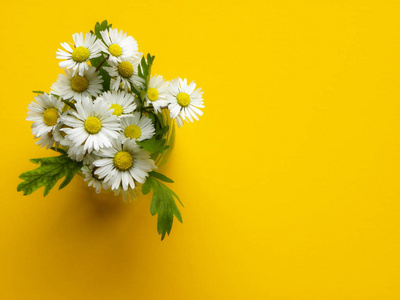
[84,116,102,134]
[110,104,123,116]
[118,61,134,78]
[114,151,133,171]
[43,108,59,126]
[71,46,90,62]
[70,75,89,92]
[147,88,159,101]
[124,124,142,139]
[177,92,191,107]
[109,44,122,57]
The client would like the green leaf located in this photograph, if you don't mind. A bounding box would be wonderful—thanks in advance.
[144,177,183,240]
[149,171,174,183]
[155,125,169,139]
[140,57,147,75]
[93,20,112,40]
[99,67,111,91]
[17,155,82,196]
[140,90,147,101]
[142,179,152,195]
[32,90,44,94]
[136,137,169,155]
[90,55,104,69]
[138,53,156,83]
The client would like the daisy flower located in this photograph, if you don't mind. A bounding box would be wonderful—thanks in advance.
[56,32,101,76]
[99,28,139,63]
[61,97,120,153]
[51,67,103,102]
[100,90,136,117]
[144,75,170,113]
[81,165,109,194]
[93,138,156,191]
[119,112,155,141]
[27,93,63,137]
[167,78,204,127]
[104,57,144,92]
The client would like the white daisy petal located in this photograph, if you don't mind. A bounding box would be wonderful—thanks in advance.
[167,77,204,126]
[51,67,103,102]
[57,32,101,76]
[27,93,63,138]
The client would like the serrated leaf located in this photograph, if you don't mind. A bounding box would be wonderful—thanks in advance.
[93,20,112,40]
[145,177,183,240]
[17,155,82,196]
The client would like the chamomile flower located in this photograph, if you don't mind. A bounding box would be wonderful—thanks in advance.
[51,67,103,102]
[81,165,109,194]
[144,75,170,113]
[100,90,136,117]
[56,32,101,76]
[61,97,120,153]
[99,28,139,63]
[93,138,156,191]
[104,57,144,92]
[119,112,155,141]
[167,78,204,127]
[27,93,63,137]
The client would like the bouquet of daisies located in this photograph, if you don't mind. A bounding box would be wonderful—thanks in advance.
[17,21,204,239]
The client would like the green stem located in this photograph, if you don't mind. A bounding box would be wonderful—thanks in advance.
[95,55,109,72]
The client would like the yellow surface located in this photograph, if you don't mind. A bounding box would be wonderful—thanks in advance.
[1,0,400,299]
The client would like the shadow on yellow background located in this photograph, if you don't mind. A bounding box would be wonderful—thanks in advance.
[1,0,400,299]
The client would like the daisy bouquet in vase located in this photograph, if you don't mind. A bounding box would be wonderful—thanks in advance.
[17,21,204,240]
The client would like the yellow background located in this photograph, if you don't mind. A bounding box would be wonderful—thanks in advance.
[1,0,400,299]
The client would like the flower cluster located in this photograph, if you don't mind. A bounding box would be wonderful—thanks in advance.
[19,21,204,240]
